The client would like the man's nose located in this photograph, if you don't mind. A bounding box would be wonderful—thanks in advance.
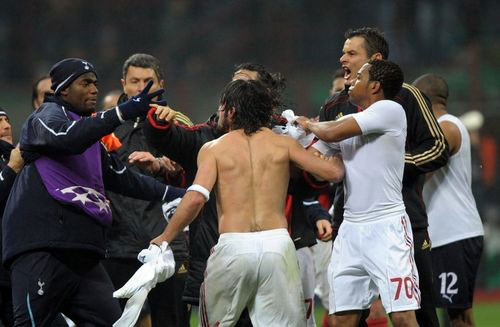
[339,54,347,64]
[137,81,147,94]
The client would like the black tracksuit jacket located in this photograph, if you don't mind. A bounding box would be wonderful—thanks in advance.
[2,98,179,267]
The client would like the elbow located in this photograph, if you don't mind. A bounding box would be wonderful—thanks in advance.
[323,163,344,183]
[187,192,207,213]
[328,168,344,183]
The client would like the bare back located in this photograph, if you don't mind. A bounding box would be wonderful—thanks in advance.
[211,128,291,233]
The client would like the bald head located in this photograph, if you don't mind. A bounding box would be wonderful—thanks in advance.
[412,74,448,106]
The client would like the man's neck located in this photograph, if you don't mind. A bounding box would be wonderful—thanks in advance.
[362,95,386,110]
[432,104,447,119]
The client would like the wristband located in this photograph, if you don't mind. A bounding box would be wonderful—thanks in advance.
[187,184,210,201]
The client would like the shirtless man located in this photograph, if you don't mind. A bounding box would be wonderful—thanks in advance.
[150,79,344,326]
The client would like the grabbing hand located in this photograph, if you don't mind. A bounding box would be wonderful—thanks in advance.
[8,145,24,173]
[150,104,178,125]
[118,80,166,121]
[114,242,175,299]
[137,241,176,282]
[316,219,333,241]
[128,151,160,173]
[294,116,311,133]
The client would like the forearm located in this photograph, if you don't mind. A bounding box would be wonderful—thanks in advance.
[306,120,342,142]
[303,199,331,224]
[27,109,121,155]
[404,139,449,174]
[154,194,205,244]
[144,118,200,169]
[104,150,185,201]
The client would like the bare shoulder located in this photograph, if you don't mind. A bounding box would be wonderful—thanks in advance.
[200,139,218,152]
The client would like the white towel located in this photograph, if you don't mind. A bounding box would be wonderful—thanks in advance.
[272,109,314,147]
[113,242,176,327]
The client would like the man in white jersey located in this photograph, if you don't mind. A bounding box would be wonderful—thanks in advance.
[297,60,420,327]
[141,79,344,326]
[415,74,484,327]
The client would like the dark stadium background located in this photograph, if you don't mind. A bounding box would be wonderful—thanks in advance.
[0,1,499,325]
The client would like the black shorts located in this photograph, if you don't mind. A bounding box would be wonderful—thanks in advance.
[432,236,483,309]
[10,250,121,326]
[412,228,440,327]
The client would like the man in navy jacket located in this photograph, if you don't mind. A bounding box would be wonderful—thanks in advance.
[2,58,184,326]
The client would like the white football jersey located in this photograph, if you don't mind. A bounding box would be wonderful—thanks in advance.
[314,100,407,223]
[423,114,484,247]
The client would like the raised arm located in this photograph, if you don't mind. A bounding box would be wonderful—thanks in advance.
[143,107,214,173]
[21,104,122,156]
[288,137,344,182]
[102,146,185,202]
[152,142,218,245]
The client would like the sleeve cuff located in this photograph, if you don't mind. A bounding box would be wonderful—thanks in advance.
[1,165,17,183]
[115,106,125,123]
[147,108,172,130]
[302,170,329,190]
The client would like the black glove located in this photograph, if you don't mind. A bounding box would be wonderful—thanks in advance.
[118,80,166,121]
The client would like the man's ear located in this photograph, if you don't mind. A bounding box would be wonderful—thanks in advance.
[227,107,236,118]
[120,78,126,91]
[59,88,69,97]
[371,81,382,96]
[160,79,165,89]
[370,53,383,61]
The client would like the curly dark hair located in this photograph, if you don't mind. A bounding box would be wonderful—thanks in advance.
[220,79,274,135]
[345,27,389,60]
[367,60,404,100]
[233,62,286,110]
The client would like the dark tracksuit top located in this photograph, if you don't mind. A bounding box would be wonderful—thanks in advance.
[2,98,181,267]
[144,113,222,305]
[105,117,188,265]
[0,141,16,286]
[319,83,449,231]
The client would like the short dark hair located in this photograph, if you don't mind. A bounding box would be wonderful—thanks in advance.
[32,75,51,108]
[220,79,274,135]
[345,27,389,60]
[233,62,286,109]
[412,74,449,106]
[122,53,164,81]
[367,60,404,100]
[333,68,344,80]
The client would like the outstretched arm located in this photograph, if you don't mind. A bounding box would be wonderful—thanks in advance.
[296,116,362,142]
[152,142,218,245]
[288,137,344,182]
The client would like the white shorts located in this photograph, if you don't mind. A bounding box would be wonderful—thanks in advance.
[296,247,316,327]
[328,214,421,314]
[312,239,332,309]
[200,228,305,327]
